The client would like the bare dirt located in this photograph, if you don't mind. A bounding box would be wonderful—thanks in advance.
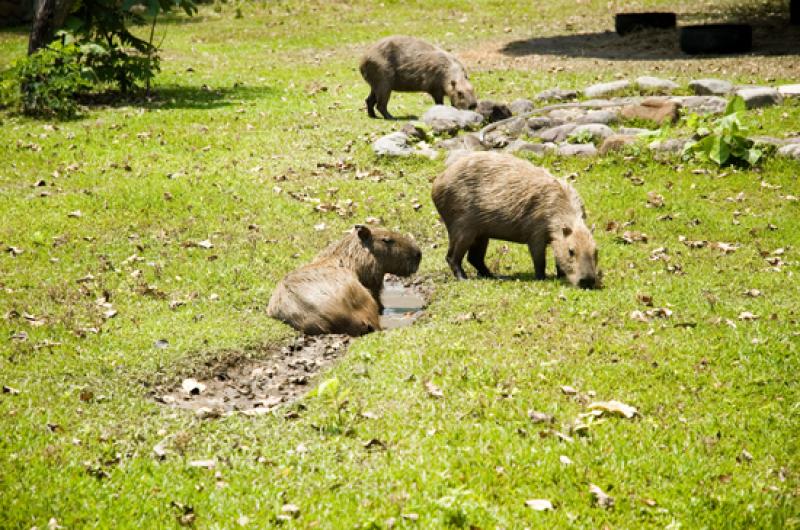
[156,276,430,416]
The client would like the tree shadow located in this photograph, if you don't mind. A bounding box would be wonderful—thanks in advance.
[76,83,273,111]
[501,0,799,60]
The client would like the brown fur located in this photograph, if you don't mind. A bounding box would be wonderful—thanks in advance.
[267,226,422,336]
[359,35,477,119]
[431,152,600,288]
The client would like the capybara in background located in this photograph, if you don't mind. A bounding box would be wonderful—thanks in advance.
[431,152,600,288]
[359,35,478,119]
[267,225,422,336]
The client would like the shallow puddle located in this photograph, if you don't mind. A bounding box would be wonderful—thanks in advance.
[157,277,429,416]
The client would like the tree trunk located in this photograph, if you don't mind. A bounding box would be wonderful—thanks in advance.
[27,0,74,54]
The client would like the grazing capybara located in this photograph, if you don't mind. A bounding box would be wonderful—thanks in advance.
[267,225,422,336]
[431,152,600,288]
[359,35,478,119]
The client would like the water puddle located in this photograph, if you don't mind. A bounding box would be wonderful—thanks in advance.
[156,277,429,417]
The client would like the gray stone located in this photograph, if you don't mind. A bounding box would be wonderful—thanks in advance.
[497,116,529,137]
[648,138,689,153]
[584,80,631,98]
[778,144,800,159]
[569,123,615,142]
[505,140,550,155]
[484,131,512,148]
[673,96,727,115]
[476,100,512,123]
[619,127,655,136]
[435,137,465,150]
[689,79,734,96]
[535,88,579,101]
[736,87,782,109]
[422,105,484,131]
[778,84,800,97]
[576,109,619,125]
[401,122,427,141]
[557,143,597,157]
[509,98,535,115]
[752,136,788,147]
[636,76,679,93]
[527,116,554,130]
[549,108,585,122]
[373,132,413,156]
[609,96,645,105]
[538,123,578,143]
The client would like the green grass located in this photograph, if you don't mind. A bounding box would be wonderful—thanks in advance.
[1,0,799,528]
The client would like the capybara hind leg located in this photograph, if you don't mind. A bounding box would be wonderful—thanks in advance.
[528,242,547,280]
[467,237,493,278]
[375,85,394,119]
[446,232,474,280]
[366,90,377,118]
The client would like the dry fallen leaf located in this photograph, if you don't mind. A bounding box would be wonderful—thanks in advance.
[525,499,554,511]
[560,455,573,465]
[281,504,300,517]
[619,231,648,244]
[589,484,614,509]
[711,241,739,254]
[738,311,759,321]
[188,459,216,469]
[737,449,753,463]
[588,400,639,419]
[424,380,444,398]
[153,443,167,459]
[181,378,206,395]
[560,385,578,396]
[646,191,665,208]
[528,410,554,423]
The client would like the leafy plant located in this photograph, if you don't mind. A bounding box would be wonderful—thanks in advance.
[567,128,595,144]
[2,39,93,118]
[683,96,766,167]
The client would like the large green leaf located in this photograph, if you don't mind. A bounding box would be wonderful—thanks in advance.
[724,95,746,115]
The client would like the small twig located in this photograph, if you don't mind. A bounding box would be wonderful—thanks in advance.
[146,11,159,97]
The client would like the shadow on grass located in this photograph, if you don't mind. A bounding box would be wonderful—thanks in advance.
[76,83,274,111]
[502,0,800,62]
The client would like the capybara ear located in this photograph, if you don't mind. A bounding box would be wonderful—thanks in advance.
[562,225,573,238]
[355,224,372,241]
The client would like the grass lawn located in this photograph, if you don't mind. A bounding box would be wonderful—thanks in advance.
[1,0,799,528]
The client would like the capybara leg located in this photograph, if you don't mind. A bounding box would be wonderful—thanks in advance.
[528,242,547,280]
[467,237,493,278]
[446,233,473,280]
[366,90,377,118]
[375,85,394,119]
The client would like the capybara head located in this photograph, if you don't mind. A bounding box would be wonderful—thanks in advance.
[551,224,600,289]
[355,225,422,277]
[448,77,478,111]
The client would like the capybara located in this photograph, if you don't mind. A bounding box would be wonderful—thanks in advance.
[267,225,422,335]
[431,152,599,288]
[359,35,478,119]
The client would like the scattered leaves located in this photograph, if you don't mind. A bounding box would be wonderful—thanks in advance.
[424,381,444,399]
[525,499,554,511]
[589,484,615,509]
[588,400,639,419]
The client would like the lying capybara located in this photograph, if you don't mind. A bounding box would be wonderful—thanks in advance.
[267,225,422,336]
[431,152,599,288]
[359,35,478,119]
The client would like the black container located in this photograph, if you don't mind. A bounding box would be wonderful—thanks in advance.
[679,24,753,55]
[615,12,677,35]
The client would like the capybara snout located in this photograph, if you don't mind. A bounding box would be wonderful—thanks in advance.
[551,224,600,289]
[450,79,478,111]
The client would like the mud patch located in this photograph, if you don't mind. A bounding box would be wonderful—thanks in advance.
[157,277,431,416]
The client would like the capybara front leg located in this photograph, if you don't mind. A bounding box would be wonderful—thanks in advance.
[467,237,493,278]
[528,242,547,280]
[432,90,445,106]
[366,90,377,118]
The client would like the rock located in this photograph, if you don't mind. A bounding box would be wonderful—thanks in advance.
[636,76,679,93]
[570,123,615,142]
[373,132,413,156]
[619,127,654,135]
[736,87,782,109]
[509,98,535,115]
[778,84,800,97]
[497,116,529,137]
[535,88,579,101]
[461,133,487,151]
[476,100,513,123]
[584,80,630,98]
[621,97,680,124]
[576,109,619,125]
[778,144,800,159]
[674,95,727,115]
[435,137,465,150]
[557,143,597,157]
[527,116,554,130]
[599,134,638,154]
[372,132,438,159]
[505,139,552,155]
[689,79,734,96]
[751,136,788,147]
[649,138,689,153]
[401,122,428,141]
[484,131,512,148]
[422,105,484,132]
[549,108,585,121]
[538,123,578,143]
